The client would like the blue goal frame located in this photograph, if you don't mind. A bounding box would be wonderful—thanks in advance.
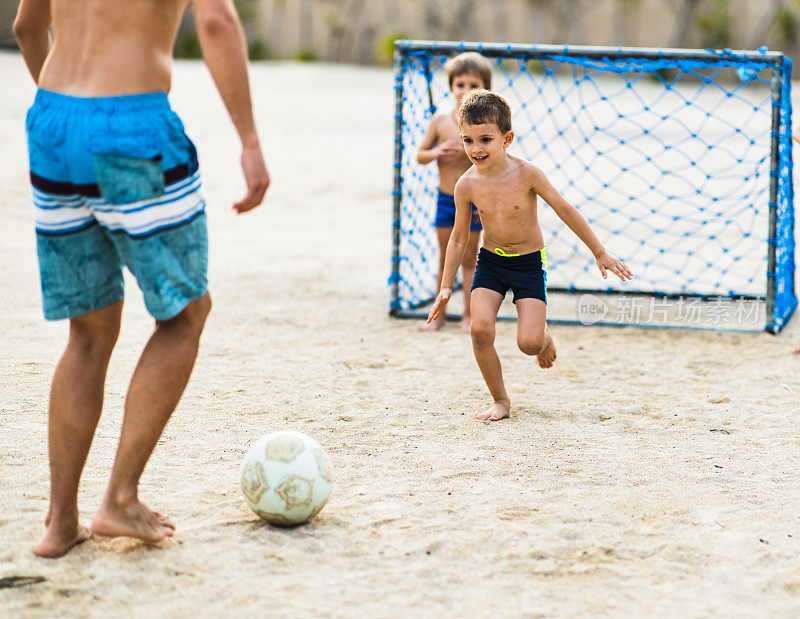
[390,40,796,333]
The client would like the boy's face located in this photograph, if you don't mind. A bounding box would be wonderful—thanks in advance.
[460,122,514,167]
[450,72,486,104]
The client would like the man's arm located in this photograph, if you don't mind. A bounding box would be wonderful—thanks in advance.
[192,0,268,213]
[427,176,473,322]
[13,0,51,84]
[530,165,633,281]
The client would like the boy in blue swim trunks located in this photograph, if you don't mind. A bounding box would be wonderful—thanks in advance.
[416,52,492,332]
[15,0,268,557]
[428,91,633,421]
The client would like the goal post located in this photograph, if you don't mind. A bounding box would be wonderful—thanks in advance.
[390,40,796,333]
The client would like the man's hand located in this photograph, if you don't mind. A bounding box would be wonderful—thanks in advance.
[233,143,269,214]
[427,287,452,323]
[436,139,464,163]
[194,0,267,213]
[596,251,634,281]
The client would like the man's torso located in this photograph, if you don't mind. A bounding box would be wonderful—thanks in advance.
[39,0,190,96]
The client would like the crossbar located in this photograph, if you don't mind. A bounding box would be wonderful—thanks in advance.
[395,40,785,65]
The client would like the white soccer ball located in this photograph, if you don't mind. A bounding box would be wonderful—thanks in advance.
[240,430,334,526]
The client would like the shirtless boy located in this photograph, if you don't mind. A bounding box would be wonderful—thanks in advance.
[416,52,491,332]
[428,91,633,421]
[14,0,269,557]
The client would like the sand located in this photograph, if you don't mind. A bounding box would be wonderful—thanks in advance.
[1,51,800,617]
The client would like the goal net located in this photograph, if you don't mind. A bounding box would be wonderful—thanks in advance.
[390,40,796,333]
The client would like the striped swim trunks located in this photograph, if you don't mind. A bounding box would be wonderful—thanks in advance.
[26,89,208,320]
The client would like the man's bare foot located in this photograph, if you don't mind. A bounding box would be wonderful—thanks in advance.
[476,399,511,421]
[537,333,557,368]
[91,498,175,544]
[33,522,92,559]
[461,316,471,333]
[420,315,446,332]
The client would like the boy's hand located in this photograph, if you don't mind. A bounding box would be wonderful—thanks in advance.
[436,139,464,162]
[596,251,634,281]
[427,287,452,323]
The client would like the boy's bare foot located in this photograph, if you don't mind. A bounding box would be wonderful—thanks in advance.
[537,333,557,368]
[461,316,471,333]
[476,399,511,421]
[420,315,446,332]
[33,522,92,558]
[792,348,800,355]
[91,498,175,544]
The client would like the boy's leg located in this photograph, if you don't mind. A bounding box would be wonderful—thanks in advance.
[516,298,557,368]
[92,293,211,543]
[459,229,481,332]
[34,300,123,559]
[420,226,452,331]
[470,288,511,421]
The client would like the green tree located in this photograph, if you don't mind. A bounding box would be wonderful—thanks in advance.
[696,0,732,49]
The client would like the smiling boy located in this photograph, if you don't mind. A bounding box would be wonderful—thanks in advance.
[428,90,633,421]
[416,52,492,331]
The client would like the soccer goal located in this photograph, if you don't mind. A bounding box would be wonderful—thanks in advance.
[390,40,796,333]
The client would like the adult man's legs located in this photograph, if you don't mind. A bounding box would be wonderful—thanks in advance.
[34,300,123,559]
[92,293,211,542]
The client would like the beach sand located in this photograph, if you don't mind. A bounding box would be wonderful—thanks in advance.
[1,51,800,617]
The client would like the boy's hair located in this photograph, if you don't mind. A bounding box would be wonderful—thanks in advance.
[445,52,493,90]
[457,90,512,134]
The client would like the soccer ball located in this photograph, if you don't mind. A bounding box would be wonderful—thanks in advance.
[240,430,334,526]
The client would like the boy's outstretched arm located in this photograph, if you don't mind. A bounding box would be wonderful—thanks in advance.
[193,0,269,213]
[13,0,51,83]
[427,177,474,322]
[530,166,634,281]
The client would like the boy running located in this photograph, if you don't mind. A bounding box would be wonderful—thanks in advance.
[428,91,633,421]
[416,52,492,332]
[14,0,268,557]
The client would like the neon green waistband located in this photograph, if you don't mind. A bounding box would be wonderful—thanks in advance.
[492,247,547,268]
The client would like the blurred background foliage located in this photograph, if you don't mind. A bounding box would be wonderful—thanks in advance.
[190,0,800,67]
[2,0,800,70]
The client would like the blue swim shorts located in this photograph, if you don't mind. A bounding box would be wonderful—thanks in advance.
[472,247,547,303]
[27,89,208,321]
[433,189,482,231]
